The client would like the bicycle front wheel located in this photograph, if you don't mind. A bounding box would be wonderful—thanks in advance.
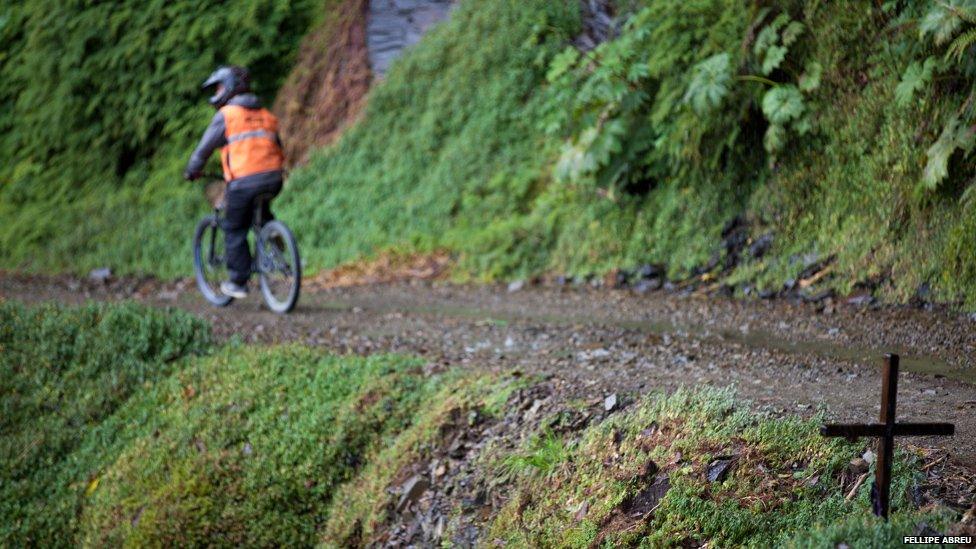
[193,215,233,307]
[257,220,301,313]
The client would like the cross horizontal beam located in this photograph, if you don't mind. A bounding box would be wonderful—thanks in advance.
[820,423,955,438]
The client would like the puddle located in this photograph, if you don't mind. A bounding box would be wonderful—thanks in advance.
[609,318,968,384]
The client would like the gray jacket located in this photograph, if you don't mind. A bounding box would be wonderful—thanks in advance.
[186,93,283,184]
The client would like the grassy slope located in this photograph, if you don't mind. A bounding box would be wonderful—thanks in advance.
[0,302,955,546]
[2,0,975,307]
[0,301,501,546]
[485,388,950,547]
[277,0,976,306]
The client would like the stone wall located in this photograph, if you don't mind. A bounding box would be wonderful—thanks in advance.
[367,0,455,77]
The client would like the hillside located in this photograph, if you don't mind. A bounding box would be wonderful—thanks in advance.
[3,0,976,308]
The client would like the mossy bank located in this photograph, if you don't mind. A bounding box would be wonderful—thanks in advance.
[2,301,964,546]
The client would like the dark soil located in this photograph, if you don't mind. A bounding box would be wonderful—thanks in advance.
[273,0,371,165]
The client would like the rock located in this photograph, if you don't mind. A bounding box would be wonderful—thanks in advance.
[862,450,876,465]
[396,474,429,512]
[847,294,876,307]
[849,457,869,474]
[623,473,670,516]
[749,233,774,259]
[633,278,663,294]
[573,500,589,522]
[157,290,179,301]
[88,267,112,284]
[507,279,525,293]
[604,393,618,412]
[637,263,665,280]
[803,289,835,303]
[706,457,735,482]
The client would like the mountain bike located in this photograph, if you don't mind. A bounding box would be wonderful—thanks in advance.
[192,175,301,313]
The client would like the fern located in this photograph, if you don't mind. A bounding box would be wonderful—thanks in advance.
[895,57,939,106]
[920,0,976,45]
[923,115,976,189]
[684,53,733,115]
[946,26,976,60]
[764,123,788,154]
[798,61,823,93]
[753,13,803,76]
[762,85,806,125]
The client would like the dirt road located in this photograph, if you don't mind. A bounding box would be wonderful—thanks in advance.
[2,273,974,466]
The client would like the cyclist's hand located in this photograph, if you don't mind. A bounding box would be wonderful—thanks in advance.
[183,169,201,181]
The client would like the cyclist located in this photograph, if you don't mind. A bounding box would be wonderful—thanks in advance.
[183,65,285,299]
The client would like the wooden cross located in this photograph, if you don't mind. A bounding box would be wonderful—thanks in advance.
[820,354,954,519]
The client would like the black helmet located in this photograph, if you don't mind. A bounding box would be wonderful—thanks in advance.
[202,66,251,108]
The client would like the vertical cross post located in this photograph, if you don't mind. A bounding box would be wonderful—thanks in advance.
[820,353,954,521]
[875,354,898,519]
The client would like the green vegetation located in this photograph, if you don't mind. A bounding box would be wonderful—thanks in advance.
[3,0,976,306]
[78,347,451,546]
[0,0,317,277]
[278,0,976,305]
[0,301,513,547]
[0,302,954,546]
[485,387,952,547]
[0,302,211,545]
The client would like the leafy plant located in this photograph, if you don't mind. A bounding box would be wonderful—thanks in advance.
[754,12,805,76]
[685,53,733,115]
[923,114,976,188]
[919,0,976,46]
[502,428,571,477]
[895,57,940,106]
[762,85,810,153]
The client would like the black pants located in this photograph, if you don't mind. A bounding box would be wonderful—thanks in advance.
[223,174,283,284]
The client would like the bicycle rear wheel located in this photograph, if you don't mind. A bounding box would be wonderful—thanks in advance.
[193,215,233,307]
[257,220,301,313]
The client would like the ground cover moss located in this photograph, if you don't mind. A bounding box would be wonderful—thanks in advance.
[485,387,953,548]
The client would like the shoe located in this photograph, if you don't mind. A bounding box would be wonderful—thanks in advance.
[220,280,248,299]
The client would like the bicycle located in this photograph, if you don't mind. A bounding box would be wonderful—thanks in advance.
[192,174,301,313]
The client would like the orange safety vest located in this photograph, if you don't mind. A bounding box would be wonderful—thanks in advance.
[219,105,284,182]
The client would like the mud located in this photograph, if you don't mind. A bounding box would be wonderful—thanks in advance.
[1,273,974,468]
[273,0,372,165]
